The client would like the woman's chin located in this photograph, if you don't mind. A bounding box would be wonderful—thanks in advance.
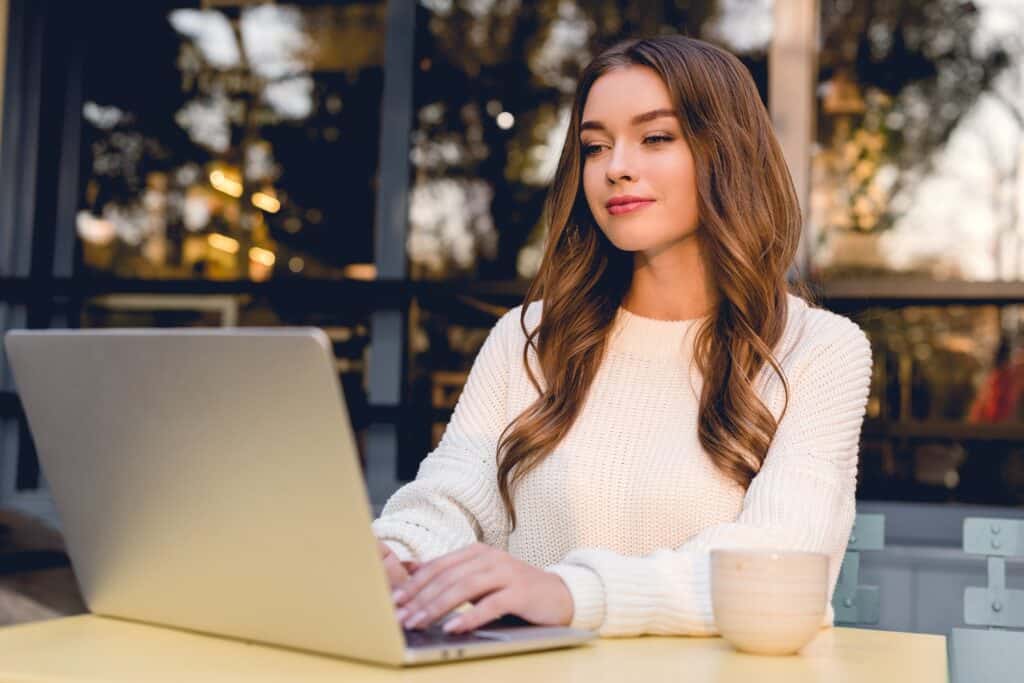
[600,228,700,258]
[604,235,658,254]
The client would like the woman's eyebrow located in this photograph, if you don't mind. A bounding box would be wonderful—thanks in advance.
[580,108,678,132]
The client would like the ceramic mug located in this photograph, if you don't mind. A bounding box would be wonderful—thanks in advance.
[710,549,830,656]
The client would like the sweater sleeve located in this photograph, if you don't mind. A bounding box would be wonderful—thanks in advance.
[545,318,872,636]
[371,308,520,563]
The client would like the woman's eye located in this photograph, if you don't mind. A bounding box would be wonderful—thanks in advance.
[644,134,673,145]
[582,136,673,157]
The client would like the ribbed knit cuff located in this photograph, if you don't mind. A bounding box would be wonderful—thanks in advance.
[378,538,416,564]
[371,519,443,564]
[545,563,606,631]
[555,548,718,636]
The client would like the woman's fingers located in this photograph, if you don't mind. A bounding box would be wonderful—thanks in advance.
[384,544,574,632]
[402,555,481,612]
[442,590,513,633]
[393,543,485,606]
[399,558,501,629]
[384,555,409,588]
[399,573,503,630]
[378,541,411,589]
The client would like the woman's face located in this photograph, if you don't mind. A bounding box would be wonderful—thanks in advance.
[580,65,700,256]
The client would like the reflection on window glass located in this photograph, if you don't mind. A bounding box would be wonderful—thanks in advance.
[856,305,1001,422]
[406,296,502,451]
[854,304,1024,505]
[812,0,1023,281]
[407,0,772,281]
[859,433,1024,506]
[77,1,385,281]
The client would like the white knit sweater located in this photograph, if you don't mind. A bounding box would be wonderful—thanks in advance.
[372,293,872,636]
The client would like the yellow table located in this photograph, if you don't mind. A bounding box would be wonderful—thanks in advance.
[0,615,947,682]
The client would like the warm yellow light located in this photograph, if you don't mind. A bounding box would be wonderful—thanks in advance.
[249,246,276,267]
[207,233,240,254]
[209,169,243,198]
[343,263,377,280]
[252,191,281,213]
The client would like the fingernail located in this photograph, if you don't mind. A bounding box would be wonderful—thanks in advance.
[395,607,408,621]
[442,617,462,633]
[407,610,427,628]
[392,589,405,603]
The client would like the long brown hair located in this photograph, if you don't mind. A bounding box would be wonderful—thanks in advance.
[497,36,805,529]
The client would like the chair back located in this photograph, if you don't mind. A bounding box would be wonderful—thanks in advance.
[949,517,1024,683]
[832,512,885,625]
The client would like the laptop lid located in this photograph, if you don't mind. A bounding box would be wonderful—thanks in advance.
[4,328,407,665]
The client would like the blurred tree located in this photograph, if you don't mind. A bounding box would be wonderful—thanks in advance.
[814,0,1017,276]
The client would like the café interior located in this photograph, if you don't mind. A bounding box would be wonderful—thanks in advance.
[0,0,1021,679]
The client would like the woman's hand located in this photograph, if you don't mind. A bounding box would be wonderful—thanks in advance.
[378,541,418,590]
[392,543,574,634]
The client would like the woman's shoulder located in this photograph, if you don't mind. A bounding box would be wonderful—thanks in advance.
[779,292,871,370]
[493,301,543,341]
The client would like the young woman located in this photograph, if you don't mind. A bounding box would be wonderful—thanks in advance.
[373,35,872,637]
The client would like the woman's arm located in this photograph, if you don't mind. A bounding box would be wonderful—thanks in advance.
[371,309,520,564]
[545,321,872,635]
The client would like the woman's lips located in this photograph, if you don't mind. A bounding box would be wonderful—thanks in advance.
[607,199,655,216]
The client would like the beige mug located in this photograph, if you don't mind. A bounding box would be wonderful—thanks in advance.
[710,549,830,655]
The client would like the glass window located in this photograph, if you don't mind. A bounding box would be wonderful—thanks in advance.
[76,1,386,281]
[812,0,1024,281]
[405,292,520,456]
[852,303,1024,504]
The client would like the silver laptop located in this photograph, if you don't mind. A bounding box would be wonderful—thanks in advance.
[4,328,594,666]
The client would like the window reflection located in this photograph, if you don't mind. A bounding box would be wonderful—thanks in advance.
[406,295,509,453]
[854,304,1024,504]
[77,1,385,281]
[857,305,995,422]
[812,0,1024,281]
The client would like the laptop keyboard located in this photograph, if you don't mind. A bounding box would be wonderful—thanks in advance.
[403,614,533,649]
[403,626,501,648]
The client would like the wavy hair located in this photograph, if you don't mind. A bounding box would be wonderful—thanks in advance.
[496,36,806,529]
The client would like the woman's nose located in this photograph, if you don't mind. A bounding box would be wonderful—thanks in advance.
[605,145,635,184]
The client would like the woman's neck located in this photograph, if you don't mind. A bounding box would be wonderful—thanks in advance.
[621,235,716,321]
